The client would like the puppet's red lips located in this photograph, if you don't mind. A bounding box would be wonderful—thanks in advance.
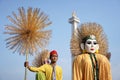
[91,49,94,50]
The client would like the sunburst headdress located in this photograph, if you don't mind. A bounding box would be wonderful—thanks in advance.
[70,22,108,56]
[5,7,52,55]
[32,49,50,67]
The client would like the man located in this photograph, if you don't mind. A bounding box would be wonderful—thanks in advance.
[24,50,63,80]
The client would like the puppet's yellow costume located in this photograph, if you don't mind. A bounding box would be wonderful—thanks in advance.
[71,23,112,80]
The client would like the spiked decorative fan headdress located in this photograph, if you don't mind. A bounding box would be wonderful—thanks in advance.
[32,49,50,67]
[70,22,108,56]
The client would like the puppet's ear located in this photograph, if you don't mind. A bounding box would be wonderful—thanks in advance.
[96,44,99,50]
[80,43,84,50]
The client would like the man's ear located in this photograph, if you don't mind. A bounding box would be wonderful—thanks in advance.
[80,43,84,50]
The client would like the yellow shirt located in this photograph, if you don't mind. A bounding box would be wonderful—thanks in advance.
[29,64,63,80]
[72,54,112,80]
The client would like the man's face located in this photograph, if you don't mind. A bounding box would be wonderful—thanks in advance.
[50,54,58,63]
[85,39,99,53]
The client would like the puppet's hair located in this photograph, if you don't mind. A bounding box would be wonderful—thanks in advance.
[70,22,108,56]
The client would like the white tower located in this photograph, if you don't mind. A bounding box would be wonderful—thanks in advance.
[69,11,80,35]
[69,11,80,80]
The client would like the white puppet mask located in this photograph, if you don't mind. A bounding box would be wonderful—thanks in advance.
[81,35,99,53]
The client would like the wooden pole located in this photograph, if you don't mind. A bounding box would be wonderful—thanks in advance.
[24,50,28,80]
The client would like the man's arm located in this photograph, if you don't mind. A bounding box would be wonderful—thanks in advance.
[24,61,46,72]
[24,61,39,72]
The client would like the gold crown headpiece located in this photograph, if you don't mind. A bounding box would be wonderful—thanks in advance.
[82,35,96,43]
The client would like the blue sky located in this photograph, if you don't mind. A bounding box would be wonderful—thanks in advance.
[0,0,120,80]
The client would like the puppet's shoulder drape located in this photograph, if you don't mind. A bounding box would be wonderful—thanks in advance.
[72,54,112,80]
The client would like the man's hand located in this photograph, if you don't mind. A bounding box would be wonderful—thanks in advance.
[24,61,29,68]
